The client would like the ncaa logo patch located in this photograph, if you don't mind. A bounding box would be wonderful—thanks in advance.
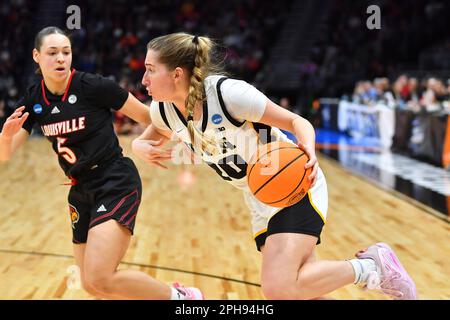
[211,114,223,125]
[69,204,79,229]
[33,104,42,114]
[68,94,77,104]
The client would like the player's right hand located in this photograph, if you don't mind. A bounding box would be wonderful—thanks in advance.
[131,138,173,169]
[297,141,318,187]
[0,106,29,140]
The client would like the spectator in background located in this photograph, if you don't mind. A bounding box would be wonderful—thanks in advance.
[364,81,378,104]
[352,80,376,105]
[420,78,436,109]
[408,78,420,102]
[421,77,445,112]
[352,81,364,104]
[406,77,421,111]
[373,77,393,104]
[394,75,410,103]
[444,79,450,111]
[434,79,449,103]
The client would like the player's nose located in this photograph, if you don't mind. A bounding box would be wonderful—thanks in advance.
[56,52,65,63]
[141,74,150,87]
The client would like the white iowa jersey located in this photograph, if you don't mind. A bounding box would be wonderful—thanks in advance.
[151,75,294,191]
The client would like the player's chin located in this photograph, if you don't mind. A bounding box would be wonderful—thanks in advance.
[150,91,167,101]
[52,70,69,80]
[149,92,159,99]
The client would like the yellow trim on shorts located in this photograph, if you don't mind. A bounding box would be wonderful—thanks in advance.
[253,228,267,239]
[308,191,326,223]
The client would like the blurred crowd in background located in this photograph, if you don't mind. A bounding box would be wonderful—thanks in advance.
[299,0,450,106]
[1,0,450,135]
[350,75,450,112]
[0,0,292,133]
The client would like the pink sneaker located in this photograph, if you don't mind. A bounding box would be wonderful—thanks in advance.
[356,242,418,300]
[172,282,205,300]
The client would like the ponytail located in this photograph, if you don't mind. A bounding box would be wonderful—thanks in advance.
[147,33,225,155]
[185,35,218,154]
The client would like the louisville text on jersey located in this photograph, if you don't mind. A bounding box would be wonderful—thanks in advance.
[40,117,86,137]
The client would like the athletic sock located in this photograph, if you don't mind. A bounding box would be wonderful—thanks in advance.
[348,258,378,284]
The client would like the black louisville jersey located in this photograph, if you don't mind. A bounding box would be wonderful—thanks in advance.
[17,69,129,177]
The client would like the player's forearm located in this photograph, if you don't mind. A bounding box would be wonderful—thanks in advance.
[292,117,316,148]
[119,93,152,126]
[132,108,151,126]
[133,125,169,147]
[0,134,13,161]
[135,124,156,140]
[0,129,29,161]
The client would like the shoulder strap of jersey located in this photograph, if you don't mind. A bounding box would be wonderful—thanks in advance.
[216,77,245,127]
[159,102,172,130]
[252,122,272,144]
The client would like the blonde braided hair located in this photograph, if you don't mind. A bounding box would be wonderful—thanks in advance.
[147,33,224,155]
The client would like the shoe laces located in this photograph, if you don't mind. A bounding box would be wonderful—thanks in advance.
[172,282,191,299]
[364,271,404,299]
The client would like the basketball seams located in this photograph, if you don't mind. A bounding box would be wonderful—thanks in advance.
[252,152,306,196]
[264,167,308,205]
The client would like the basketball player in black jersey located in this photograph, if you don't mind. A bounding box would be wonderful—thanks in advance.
[0,27,203,300]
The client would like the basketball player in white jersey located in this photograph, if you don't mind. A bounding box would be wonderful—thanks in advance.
[132,32,417,300]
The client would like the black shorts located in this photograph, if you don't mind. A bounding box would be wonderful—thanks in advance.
[68,156,142,244]
[254,194,325,251]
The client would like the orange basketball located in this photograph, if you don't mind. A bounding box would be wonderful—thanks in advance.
[247,141,312,208]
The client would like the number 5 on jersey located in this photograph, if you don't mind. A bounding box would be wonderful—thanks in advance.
[57,137,77,164]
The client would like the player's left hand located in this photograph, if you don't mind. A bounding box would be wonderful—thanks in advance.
[297,141,318,187]
[132,138,173,169]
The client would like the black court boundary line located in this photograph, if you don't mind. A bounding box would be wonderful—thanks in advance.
[319,152,450,224]
[0,248,261,287]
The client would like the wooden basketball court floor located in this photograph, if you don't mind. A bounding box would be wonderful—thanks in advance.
[0,136,448,300]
